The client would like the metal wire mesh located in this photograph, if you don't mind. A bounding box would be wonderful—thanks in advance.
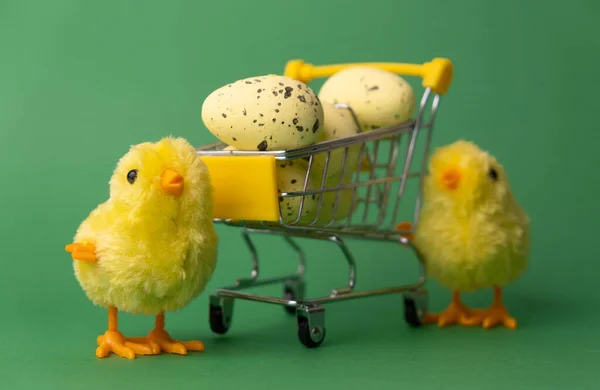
[196,87,441,239]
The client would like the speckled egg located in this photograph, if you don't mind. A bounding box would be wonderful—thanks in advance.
[314,180,357,224]
[311,101,362,184]
[202,75,324,151]
[318,67,416,131]
[277,159,321,224]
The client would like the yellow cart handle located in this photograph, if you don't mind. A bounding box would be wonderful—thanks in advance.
[284,57,453,95]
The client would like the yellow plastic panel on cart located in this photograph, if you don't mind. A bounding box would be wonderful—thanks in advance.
[199,155,280,222]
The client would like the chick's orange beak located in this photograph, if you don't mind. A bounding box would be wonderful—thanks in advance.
[441,167,461,190]
[161,168,184,196]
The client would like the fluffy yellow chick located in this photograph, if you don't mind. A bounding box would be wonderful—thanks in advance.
[65,137,218,359]
[397,140,530,329]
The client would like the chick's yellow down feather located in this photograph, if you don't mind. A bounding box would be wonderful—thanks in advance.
[66,137,218,359]
[399,140,530,330]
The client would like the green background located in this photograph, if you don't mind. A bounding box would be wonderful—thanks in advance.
[1,0,598,388]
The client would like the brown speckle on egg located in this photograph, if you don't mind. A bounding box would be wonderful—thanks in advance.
[296,126,304,132]
[272,118,276,122]
[275,109,280,113]
[257,89,262,93]
[233,137,237,141]
[278,102,282,106]
[222,113,227,118]
[367,85,379,91]
[312,118,319,133]
[243,109,247,116]
[253,119,257,123]
[245,81,252,84]
[284,87,293,98]
[259,113,264,117]
[291,179,297,184]
[298,95,306,103]
[292,118,299,125]
[258,123,265,126]
[279,82,284,86]
[273,91,278,96]
[257,140,268,151]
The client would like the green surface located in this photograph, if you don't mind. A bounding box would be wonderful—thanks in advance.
[1,0,598,388]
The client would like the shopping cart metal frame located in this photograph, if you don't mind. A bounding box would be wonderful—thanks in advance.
[196,57,453,348]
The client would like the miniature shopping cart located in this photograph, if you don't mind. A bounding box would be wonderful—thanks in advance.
[195,57,453,348]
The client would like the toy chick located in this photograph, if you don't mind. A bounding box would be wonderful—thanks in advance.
[65,137,218,359]
[397,140,530,329]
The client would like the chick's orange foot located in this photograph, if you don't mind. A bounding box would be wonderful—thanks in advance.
[468,305,517,330]
[128,313,205,355]
[424,308,472,327]
[137,329,205,355]
[467,286,517,330]
[423,291,480,327]
[96,331,160,360]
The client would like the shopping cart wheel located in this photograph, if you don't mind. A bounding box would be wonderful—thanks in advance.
[283,280,305,315]
[403,288,428,327]
[296,306,325,348]
[209,294,234,335]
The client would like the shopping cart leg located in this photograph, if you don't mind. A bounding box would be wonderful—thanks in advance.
[327,235,356,296]
[282,236,306,315]
[292,234,354,348]
[398,236,428,327]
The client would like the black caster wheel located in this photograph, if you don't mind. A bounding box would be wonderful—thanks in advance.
[209,295,234,335]
[403,288,428,327]
[296,306,325,348]
[283,280,305,315]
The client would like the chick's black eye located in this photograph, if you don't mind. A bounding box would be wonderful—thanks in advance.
[127,169,138,184]
[488,168,498,181]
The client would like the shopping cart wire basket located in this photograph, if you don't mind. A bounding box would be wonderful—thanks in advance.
[196,57,453,348]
